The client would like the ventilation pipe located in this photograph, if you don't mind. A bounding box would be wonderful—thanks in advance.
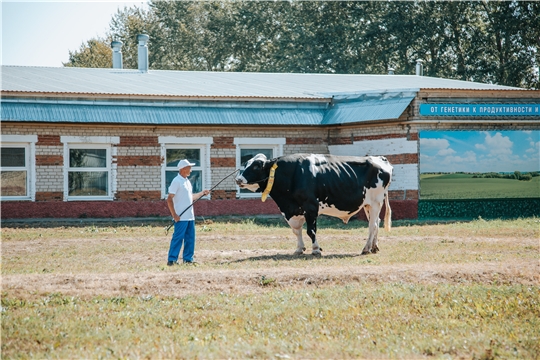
[137,34,150,72]
[416,59,424,76]
[388,67,395,75]
[111,40,123,69]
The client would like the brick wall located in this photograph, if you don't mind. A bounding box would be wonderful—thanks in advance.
[35,139,63,193]
[35,192,63,201]
[1,198,417,220]
[116,166,161,194]
[3,120,537,220]
[1,121,419,220]
[115,190,162,201]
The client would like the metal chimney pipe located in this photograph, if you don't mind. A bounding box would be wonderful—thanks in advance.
[388,67,395,75]
[111,40,123,69]
[416,59,424,76]
[137,34,150,72]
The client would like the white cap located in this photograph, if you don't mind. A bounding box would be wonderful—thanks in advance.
[177,159,196,170]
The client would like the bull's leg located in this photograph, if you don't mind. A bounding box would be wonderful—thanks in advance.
[362,204,379,253]
[371,218,380,253]
[305,212,322,256]
[287,215,306,255]
[362,203,381,255]
[363,204,371,222]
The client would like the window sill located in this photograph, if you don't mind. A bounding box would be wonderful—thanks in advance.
[66,196,114,201]
[0,197,33,201]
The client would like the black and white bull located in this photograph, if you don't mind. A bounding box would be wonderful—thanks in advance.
[236,153,393,256]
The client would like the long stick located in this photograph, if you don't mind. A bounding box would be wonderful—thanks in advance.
[165,169,240,233]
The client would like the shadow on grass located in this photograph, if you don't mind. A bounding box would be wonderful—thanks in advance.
[227,252,362,264]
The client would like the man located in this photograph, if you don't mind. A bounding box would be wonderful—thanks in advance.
[166,159,210,266]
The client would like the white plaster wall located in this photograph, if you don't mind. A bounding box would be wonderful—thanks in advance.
[329,138,418,191]
[390,164,418,190]
[328,137,417,156]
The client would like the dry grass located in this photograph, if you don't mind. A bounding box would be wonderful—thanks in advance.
[1,216,539,359]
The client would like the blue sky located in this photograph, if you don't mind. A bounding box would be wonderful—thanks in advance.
[420,130,540,173]
[2,1,147,67]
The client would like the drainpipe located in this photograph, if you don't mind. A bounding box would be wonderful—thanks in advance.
[111,41,123,69]
[416,59,424,76]
[137,34,150,72]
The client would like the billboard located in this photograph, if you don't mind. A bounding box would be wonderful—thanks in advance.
[419,130,540,200]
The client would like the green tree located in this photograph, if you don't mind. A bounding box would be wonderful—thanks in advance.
[63,38,112,68]
[107,5,158,69]
[476,1,539,88]
[64,0,539,89]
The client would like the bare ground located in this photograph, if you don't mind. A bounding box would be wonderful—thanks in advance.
[3,233,538,299]
[4,261,538,299]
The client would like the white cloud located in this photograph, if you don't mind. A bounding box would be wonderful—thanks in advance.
[434,151,478,172]
[438,148,456,156]
[483,132,513,156]
[420,138,450,151]
[421,138,458,158]
[475,144,486,150]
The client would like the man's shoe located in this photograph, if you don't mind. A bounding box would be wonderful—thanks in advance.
[183,260,199,266]
[167,261,178,266]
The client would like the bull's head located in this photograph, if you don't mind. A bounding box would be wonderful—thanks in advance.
[235,153,270,192]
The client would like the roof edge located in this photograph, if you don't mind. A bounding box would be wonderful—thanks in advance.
[0,91,330,103]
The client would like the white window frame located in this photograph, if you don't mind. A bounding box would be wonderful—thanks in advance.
[0,135,37,201]
[158,137,212,200]
[61,136,119,201]
[234,137,285,198]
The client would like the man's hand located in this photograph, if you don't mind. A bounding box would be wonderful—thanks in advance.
[195,189,210,200]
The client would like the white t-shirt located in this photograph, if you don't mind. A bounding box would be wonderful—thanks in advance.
[168,174,195,221]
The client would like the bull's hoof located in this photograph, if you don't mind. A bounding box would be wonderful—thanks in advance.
[293,249,305,255]
[361,249,371,255]
[312,249,322,257]
[371,245,379,253]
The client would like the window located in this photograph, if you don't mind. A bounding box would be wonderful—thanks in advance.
[234,137,285,197]
[68,147,109,197]
[159,137,212,199]
[0,135,37,201]
[62,136,119,201]
[164,147,203,193]
[1,146,30,198]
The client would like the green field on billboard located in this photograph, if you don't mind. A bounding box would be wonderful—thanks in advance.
[420,173,540,200]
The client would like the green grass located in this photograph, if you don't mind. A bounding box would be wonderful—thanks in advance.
[2,217,539,359]
[2,285,539,359]
[420,174,540,199]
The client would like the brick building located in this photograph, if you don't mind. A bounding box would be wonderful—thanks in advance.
[2,51,539,220]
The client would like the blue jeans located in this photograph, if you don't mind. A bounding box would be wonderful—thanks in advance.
[168,220,196,263]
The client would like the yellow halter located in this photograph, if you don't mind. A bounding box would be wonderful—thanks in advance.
[261,163,278,202]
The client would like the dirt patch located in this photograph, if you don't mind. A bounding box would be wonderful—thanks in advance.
[3,228,539,300]
[4,256,538,300]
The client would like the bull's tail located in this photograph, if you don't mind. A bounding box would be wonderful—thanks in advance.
[384,191,392,231]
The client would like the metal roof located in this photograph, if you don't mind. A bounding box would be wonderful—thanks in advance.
[0,66,527,126]
[323,90,417,125]
[1,91,417,126]
[1,101,325,126]
[1,65,519,100]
